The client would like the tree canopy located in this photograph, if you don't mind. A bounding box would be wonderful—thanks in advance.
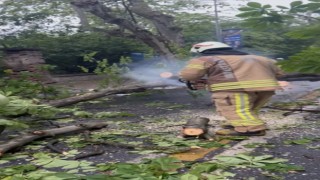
[0,0,212,59]
[236,0,320,72]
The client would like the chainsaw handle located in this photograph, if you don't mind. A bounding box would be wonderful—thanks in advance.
[186,81,198,90]
[178,78,207,90]
[178,78,186,83]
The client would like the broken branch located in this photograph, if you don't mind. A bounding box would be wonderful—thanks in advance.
[46,139,68,155]
[265,106,320,113]
[74,145,105,160]
[0,122,108,157]
[47,84,170,107]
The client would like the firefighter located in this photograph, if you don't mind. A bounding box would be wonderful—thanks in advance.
[179,41,285,136]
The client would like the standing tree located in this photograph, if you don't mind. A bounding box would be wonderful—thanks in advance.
[0,0,210,60]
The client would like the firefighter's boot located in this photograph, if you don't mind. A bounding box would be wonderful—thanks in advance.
[216,125,266,136]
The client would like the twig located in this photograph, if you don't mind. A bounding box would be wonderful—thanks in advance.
[81,130,137,149]
[46,140,69,155]
[0,122,108,157]
[73,146,105,160]
[265,106,320,113]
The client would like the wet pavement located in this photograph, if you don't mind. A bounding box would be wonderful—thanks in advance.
[0,80,319,179]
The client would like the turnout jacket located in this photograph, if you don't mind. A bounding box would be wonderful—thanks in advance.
[179,55,284,92]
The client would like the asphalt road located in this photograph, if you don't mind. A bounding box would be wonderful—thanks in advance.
[0,80,319,179]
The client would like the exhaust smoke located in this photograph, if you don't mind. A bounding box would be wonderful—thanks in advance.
[124,60,186,87]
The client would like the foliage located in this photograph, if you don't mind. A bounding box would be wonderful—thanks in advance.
[73,110,135,118]
[237,0,320,73]
[78,51,131,87]
[243,142,275,148]
[277,46,320,73]
[176,13,215,45]
[237,1,320,29]
[97,157,183,179]
[0,119,28,129]
[0,164,38,179]
[261,163,305,173]
[32,152,96,173]
[145,101,187,109]
[284,137,320,145]
[0,0,207,58]
[0,77,68,100]
[214,154,288,168]
[1,32,149,74]
[0,93,65,118]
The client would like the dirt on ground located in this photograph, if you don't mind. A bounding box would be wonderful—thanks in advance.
[0,75,320,179]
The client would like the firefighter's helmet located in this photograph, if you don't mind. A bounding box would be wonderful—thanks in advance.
[190,41,231,53]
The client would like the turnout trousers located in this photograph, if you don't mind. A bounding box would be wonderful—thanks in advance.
[211,91,275,133]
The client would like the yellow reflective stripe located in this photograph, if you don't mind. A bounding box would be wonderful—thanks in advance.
[210,80,278,91]
[211,83,278,91]
[211,79,278,87]
[186,64,204,69]
[231,120,264,126]
[243,93,257,121]
[235,93,248,121]
[212,82,278,89]
[234,93,261,126]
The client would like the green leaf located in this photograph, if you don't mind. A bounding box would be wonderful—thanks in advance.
[290,1,303,7]
[41,173,79,180]
[181,174,199,180]
[262,5,272,9]
[236,154,254,161]
[284,139,313,145]
[189,163,219,176]
[262,163,305,173]
[236,11,263,18]
[276,5,289,9]
[0,119,28,129]
[215,156,247,165]
[238,7,256,11]
[247,2,262,8]
[252,155,273,161]
[149,157,183,172]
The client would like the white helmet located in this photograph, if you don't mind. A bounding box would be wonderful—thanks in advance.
[190,41,231,53]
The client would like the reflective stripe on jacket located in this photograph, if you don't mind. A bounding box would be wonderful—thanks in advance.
[179,55,284,92]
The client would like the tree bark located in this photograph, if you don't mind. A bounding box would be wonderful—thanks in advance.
[47,84,169,107]
[70,0,182,60]
[127,0,184,45]
[0,122,108,157]
[279,73,320,81]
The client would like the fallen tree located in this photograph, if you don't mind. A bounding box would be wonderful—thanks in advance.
[47,84,175,107]
[46,73,320,108]
[0,122,108,157]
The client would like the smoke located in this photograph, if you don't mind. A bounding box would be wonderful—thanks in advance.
[123,59,187,86]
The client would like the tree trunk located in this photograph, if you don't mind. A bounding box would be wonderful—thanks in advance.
[47,84,168,107]
[128,0,184,45]
[0,122,108,157]
[70,0,183,60]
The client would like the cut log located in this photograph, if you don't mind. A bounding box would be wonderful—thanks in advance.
[182,128,204,136]
[0,122,108,157]
[182,117,210,137]
[47,84,170,107]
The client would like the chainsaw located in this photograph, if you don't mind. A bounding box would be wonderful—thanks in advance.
[159,71,207,90]
[178,78,208,91]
